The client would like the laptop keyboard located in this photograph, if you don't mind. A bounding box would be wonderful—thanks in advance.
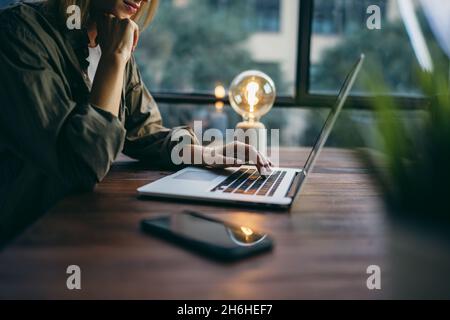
[211,168,288,197]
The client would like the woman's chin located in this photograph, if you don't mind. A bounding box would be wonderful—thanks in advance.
[110,9,133,20]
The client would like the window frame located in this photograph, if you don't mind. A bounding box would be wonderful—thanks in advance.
[152,0,433,110]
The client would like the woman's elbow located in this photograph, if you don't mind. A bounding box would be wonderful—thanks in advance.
[69,173,99,193]
[63,164,104,193]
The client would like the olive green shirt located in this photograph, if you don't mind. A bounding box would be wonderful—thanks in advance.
[0,2,197,244]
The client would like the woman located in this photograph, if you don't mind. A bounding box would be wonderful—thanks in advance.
[0,0,271,243]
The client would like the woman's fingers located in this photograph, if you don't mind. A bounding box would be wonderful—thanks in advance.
[99,13,116,30]
[204,143,273,175]
[96,14,138,61]
[256,154,273,176]
[131,20,140,52]
[229,142,273,175]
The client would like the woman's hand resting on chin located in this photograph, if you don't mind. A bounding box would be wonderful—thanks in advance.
[89,14,139,116]
[96,14,140,63]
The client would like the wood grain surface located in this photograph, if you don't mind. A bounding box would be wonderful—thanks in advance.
[0,148,389,299]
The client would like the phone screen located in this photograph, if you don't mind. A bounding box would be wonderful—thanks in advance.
[148,213,269,249]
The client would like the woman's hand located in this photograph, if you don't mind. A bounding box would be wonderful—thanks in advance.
[96,14,139,63]
[184,142,273,176]
[89,15,139,116]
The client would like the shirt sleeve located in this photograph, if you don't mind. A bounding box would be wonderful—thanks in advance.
[122,56,199,167]
[0,13,126,191]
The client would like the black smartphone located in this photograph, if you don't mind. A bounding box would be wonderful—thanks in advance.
[141,211,274,262]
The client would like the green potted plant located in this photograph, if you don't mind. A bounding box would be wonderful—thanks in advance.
[363,63,450,299]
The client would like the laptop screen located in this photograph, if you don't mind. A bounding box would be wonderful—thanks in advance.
[302,55,365,176]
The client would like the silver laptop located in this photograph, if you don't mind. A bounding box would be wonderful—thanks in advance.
[138,55,365,210]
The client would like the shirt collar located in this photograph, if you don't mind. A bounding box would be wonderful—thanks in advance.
[64,28,91,71]
[38,1,91,72]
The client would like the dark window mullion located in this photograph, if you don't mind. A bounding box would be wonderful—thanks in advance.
[296,0,314,106]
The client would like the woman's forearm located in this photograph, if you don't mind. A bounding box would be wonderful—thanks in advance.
[89,54,126,117]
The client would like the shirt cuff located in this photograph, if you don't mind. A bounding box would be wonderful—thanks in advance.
[65,104,126,182]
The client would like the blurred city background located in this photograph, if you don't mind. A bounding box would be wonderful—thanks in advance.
[1,0,447,149]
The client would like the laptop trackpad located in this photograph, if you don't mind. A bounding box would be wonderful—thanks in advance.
[174,170,220,182]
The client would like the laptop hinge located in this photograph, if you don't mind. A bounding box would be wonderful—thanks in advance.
[285,171,306,199]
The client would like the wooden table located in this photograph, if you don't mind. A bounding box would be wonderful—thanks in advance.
[0,148,388,299]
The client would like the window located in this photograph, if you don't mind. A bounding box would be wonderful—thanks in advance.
[5,0,446,108]
[217,0,281,33]
[136,0,298,97]
[309,0,447,97]
[313,0,387,35]
[141,0,448,108]
[252,0,281,32]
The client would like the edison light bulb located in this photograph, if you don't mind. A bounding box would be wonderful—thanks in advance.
[229,70,276,127]
[228,71,276,152]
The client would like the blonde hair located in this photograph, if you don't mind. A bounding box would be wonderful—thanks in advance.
[47,0,159,30]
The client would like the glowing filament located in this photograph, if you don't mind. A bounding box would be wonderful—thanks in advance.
[245,81,260,114]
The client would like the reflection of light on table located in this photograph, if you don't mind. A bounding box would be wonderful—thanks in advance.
[240,226,254,237]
